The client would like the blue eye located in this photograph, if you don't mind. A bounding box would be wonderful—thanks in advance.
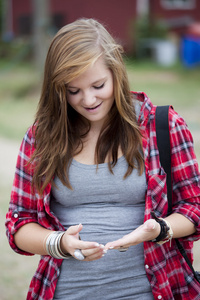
[68,89,79,95]
[94,83,105,89]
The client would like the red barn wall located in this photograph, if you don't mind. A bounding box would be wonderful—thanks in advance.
[150,0,200,21]
[150,0,200,36]
[12,0,137,52]
[12,0,200,51]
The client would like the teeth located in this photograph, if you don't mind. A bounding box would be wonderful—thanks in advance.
[85,102,102,110]
[88,104,100,109]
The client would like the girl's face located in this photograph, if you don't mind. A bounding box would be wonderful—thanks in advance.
[67,57,114,130]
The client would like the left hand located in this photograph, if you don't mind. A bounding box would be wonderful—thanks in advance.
[105,219,160,250]
[61,224,106,261]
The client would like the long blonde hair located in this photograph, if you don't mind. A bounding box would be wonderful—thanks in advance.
[30,18,144,193]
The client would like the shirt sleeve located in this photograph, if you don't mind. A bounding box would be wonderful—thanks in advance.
[169,107,200,240]
[5,126,38,255]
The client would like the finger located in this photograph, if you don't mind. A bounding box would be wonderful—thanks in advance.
[71,243,102,260]
[105,238,127,250]
[82,244,105,257]
[73,245,106,261]
[84,252,103,261]
[73,249,85,260]
[66,223,83,236]
[77,241,101,251]
[106,232,135,249]
[61,232,100,256]
[84,247,107,261]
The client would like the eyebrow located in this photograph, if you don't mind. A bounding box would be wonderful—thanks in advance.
[68,77,107,89]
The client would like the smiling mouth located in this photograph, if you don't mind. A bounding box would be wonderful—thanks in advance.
[85,102,102,110]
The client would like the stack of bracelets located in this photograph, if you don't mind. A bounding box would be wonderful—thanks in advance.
[45,231,71,259]
[45,213,173,259]
[151,212,173,246]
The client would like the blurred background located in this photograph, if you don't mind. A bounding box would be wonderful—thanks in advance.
[0,0,200,299]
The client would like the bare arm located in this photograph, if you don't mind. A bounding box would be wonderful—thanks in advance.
[165,213,196,238]
[105,213,196,250]
[14,223,53,255]
[14,223,106,261]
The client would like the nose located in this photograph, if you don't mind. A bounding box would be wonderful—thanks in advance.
[82,90,96,107]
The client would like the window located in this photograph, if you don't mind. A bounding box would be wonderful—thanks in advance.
[52,14,65,31]
[161,0,196,9]
[18,15,32,35]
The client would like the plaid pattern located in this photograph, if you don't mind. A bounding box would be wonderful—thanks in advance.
[5,92,200,299]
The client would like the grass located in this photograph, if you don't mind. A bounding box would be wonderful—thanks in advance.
[0,59,200,299]
[0,99,37,139]
[0,59,200,143]
[126,59,200,160]
[126,59,200,106]
[0,62,41,299]
[0,169,40,300]
[0,63,40,140]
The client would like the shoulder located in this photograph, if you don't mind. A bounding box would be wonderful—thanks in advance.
[131,91,154,124]
[168,107,193,141]
[25,124,36,142]
[19,125,36,158]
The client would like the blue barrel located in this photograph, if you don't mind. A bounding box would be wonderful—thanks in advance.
[181,36,200,67]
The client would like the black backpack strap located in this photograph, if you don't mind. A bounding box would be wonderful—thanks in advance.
[155,105,200,283]
[155,105,172,215]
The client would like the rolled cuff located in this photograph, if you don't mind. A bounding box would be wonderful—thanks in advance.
[173,198,200,241]
[5,209,38,256]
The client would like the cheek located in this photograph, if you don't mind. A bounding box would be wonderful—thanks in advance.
[67,96,80,108]
[99,84,114,100]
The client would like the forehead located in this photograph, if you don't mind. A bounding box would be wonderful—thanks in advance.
[68,57,112,87]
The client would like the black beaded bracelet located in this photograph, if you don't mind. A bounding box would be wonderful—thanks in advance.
[151,212,170,243]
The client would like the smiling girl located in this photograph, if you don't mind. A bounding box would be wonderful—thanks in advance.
[6,18,200,300]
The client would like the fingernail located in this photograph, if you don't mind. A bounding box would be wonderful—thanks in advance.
[109,246,114,250]
[100,245,104,249]
[95,243,100,247]
[103,249,107,254]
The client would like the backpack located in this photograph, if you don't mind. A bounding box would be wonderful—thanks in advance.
[155,105,200,283]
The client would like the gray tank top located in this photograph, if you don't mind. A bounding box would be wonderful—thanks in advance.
[51,155,154,299]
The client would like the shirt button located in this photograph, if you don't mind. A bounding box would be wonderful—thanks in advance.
[145,264,149,269]
[158,295,162,299]
[13,211,19,218]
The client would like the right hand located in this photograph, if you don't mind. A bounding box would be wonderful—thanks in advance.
[105,219,160,250]
[60,224,106,261]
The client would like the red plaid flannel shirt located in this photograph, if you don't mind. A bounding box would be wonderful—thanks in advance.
[5,92,200,299]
